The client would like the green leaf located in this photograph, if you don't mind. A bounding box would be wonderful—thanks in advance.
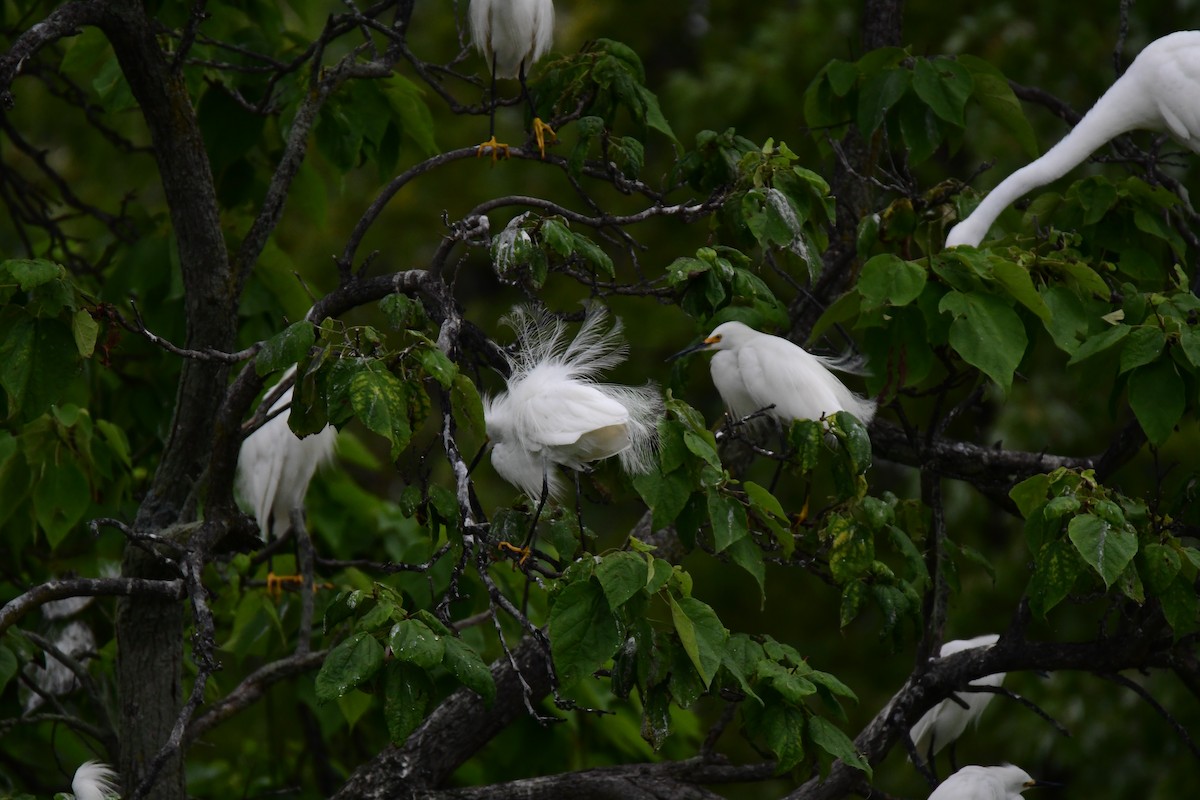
[1028,539,1085,618]
[912,57,972,126]
[256,321,315,376]
[441,637,496,704]
[350,365,411,457]
[726,535,766,604]
[828,516,874,583]
[33,458,89,548]
[315,632,385,701]
[595,550,649,608]
[549,580,621,687]
[389,619,445,669]
[1119,326,1166,374]
[668,594,727,688]
[1129,360,1184,445]
[378,74,438,158]
[830,412,872,472]
[451,373,486,436]
[71,309,99,358]
[707,489,749,553]
[992,260,1051,321]
[808,716,872,776]
[1041,286,1088,355]
[632,468,693,531]
[1068,514,1137,589]
[0,314,80,419]
[959,55,1038,157]
[744,481,787,519]
[416,344,457,388]
[939,290,1027,391]
[1180,330,1200,369]
[751,703,806,773]
[857,254,926,309]
[383,661,432,744]
[1068,324,1130,366]
[3,258,64,290]
[1009,474,1050,518]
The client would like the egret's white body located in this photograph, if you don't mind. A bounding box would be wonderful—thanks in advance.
[947,30,1200,248]
[928,764,1039,800]
[22,620,95,714]
[484,306,662,501]
[70,760,119,800]
[911,634,1006,759]
[236,368,337,539]
[469,0,555,80]
[679,321,876,426]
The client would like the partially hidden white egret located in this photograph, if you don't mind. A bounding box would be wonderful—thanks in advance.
[469,0,557,160]
[946,30,1200,248]
[911,634,1006,768]
[928,764,1047,800]
[22,620,96,714]
[670,321,876,427]
[483,305,662,531]
[235,366,337,540]
[69,760,119,800]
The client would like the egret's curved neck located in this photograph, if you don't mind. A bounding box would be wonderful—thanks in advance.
[949,74,1154,246]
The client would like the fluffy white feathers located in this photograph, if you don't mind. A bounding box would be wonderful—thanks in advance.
[928,764,1039,800]
[483,306,662,500]
[235,368,337,539]
[71,761,119,800]
[469,0,555,79]
[910,634,1006,759]
[681,321,876,426]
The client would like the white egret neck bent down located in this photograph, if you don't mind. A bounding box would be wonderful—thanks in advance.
[910,634,1007,760]
[672,321,876,426]
[947,30,1200,248]
[70,761,119,800]
[236,367,338,539]
[483,305,662,503]
[469,0,557,158]
[928,764,1044,800]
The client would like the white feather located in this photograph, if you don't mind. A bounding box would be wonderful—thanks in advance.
[928,764,1038,800]
[690,321,876,426]
[71,761,119,800]
[235,367,337,539]
[469,0,555,79]
[948,30,1200,248]
[484,306,662,501]
[910,634,1006,758]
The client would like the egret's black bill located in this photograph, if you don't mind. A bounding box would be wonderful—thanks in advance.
[667,340,712,362]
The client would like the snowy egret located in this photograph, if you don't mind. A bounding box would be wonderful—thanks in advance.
[483,305,662,540]
[911,634,1006,769]
[928,764,1046,800]
[69,760,119,800]
[236,366,337,541]
[469,0,556,160]
[670,321,876,426]
[947,30,1200,248]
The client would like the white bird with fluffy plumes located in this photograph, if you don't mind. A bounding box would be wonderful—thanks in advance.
[911,634,1006,765]
[69,761,119,800]
[236,367,337,540]
[469,0,557,159]
[22,620,96,714]
[928,764,1045,800]
[947,30,1200,248]
[671,321,876,426]
[483,306,662,506]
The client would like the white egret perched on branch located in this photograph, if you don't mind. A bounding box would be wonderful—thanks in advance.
[910,634,1007,771]
[469,0,557,160]
[483,305,662,552]
[946,30,1200,248]
[69,761,119,800]
[928,764,1050,800]
[236,366,337,592]
[670,321,876,427]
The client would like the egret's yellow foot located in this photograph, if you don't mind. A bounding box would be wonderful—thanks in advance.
[497,540,532,566]
[476,136,510,164]
[532,117,556,158]
[793,497,810,527]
